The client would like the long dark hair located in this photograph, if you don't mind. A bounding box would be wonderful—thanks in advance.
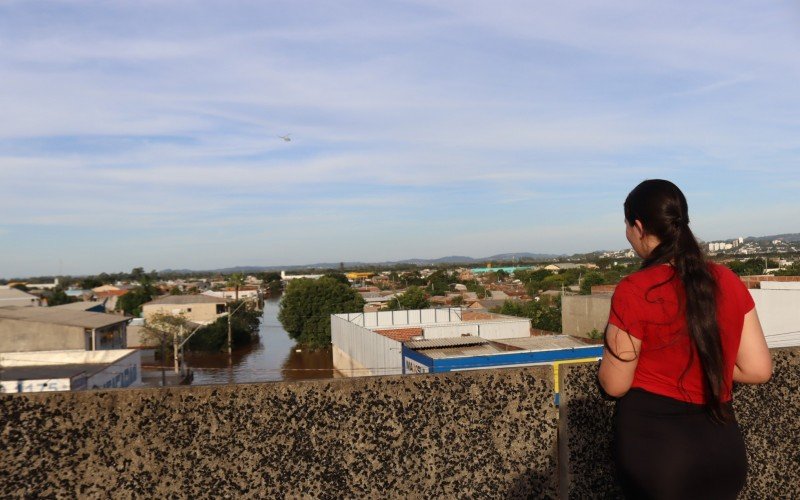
[620,179,729,422]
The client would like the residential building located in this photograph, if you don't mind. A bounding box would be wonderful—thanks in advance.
[142,294,227,325]
[0,288,42,308]
[50,301,107,313]
[0,307,131,352]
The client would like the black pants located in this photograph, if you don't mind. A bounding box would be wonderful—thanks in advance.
[613,389,747,500]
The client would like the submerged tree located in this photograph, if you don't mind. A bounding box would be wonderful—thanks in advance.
[278,277,365,350]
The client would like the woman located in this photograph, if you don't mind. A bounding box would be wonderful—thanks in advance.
[598,179,772,500]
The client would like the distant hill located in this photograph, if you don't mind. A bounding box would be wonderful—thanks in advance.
[83,232,800,278]
[747,233,800,243]
[159,252,565,275]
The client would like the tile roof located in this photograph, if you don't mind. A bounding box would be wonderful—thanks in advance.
[374,327,423,342]
[144,294,226,306]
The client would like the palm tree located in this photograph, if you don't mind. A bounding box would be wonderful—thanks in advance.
[226,273,246,301]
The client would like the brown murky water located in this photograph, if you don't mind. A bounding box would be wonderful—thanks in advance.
[185,296,334,385]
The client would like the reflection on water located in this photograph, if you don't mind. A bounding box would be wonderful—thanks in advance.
[186,295,333,385]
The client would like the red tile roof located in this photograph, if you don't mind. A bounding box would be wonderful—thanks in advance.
[375,327,423,342]
[95,290,129,298]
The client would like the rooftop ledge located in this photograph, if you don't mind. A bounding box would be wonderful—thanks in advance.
[1,347,798,498]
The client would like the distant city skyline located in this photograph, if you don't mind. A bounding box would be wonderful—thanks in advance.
[2,1,799,278]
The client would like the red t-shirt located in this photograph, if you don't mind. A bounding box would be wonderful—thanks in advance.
[607,262,754,403]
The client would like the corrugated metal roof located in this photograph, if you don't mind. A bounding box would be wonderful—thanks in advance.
[492,335,593,351]
[419,343,505,359]
[404,336,488,350]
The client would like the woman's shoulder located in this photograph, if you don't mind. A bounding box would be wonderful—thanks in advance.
[707,262,740,283]
[619,264,674,289]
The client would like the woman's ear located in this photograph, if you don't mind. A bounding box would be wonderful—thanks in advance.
[633,220,645,239]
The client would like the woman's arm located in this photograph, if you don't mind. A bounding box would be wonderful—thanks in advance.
[733,308,772,384]
[598,323,642,397]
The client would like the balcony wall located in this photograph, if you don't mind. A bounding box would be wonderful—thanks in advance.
[0,366,558,498]
[1,348,798,498]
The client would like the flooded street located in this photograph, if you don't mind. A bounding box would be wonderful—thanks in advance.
[185,295,334,385]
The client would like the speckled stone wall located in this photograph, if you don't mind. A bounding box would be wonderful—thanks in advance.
[559,347,800,499]
[1,366,557,499]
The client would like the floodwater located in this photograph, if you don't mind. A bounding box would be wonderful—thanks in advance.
[185,296,334,385]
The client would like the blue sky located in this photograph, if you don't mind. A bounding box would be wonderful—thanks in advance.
[1,1,799,278]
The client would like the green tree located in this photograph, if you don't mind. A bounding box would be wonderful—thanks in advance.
[143,312,187,359]
[727,258,777,276]
[278,277,365,349]
[130,267,146,282]
[259,271,282,282]
[493,297,562,332]
[11,283,30,292]
[580,272,605,295]
[47,286,75,306]
[116,280,156,317]
[80,277,103,290]
[426,270,452,295]
[323,272,351,285]
[774,262,800,276]
[386,286,430,310]
[169,285,184,295]
[185,302,261,351]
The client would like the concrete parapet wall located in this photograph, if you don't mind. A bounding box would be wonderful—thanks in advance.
[1,366,558,498]
[3,348,798,498]
[559,347,800,499]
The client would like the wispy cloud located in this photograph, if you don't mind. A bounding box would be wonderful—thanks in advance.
[1,0,799,276]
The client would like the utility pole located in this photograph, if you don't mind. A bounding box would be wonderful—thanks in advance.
[174,325,181,374]
[227,303,233,357]
[160,334,166,387]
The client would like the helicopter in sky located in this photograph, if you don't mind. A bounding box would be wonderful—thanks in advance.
[278,134,291,142]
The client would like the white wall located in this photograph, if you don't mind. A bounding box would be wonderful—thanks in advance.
[331,316,402,377]
[86,350,141,389]
[1,378,71,393]
[760,282,800,290]
[0,349,138,367]
[336,308,463,328]
[750,289,800,348]
[422,320,530,340]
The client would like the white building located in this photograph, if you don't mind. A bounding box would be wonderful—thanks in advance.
[331,308,531,377]
[281,271,324,281]
[0,349,141,393]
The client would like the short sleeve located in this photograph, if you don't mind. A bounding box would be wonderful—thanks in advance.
[608,279,645,340]
[717,265,755,314]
